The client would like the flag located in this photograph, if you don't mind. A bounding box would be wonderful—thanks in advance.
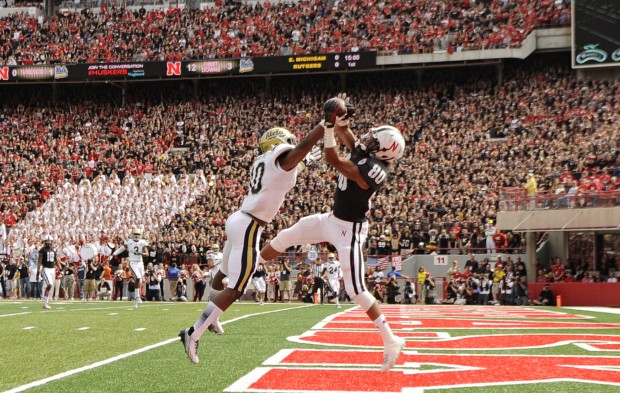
[377,256,390,271]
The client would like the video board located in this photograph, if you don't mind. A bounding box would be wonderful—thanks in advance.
[572,0,620,68]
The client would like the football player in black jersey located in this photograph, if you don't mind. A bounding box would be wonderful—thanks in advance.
[38,235,61,309]
[261,95,407,372]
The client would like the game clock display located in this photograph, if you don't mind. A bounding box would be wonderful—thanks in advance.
[250,52,377,73]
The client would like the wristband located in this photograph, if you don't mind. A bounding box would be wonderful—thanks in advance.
[324,127,336,149]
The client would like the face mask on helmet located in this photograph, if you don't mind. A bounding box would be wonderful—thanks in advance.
[359,125,405,163]
[131,229,141,241]
[259,127,297,153]
[44,235,53,246]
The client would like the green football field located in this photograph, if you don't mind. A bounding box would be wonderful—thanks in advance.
[0,300,618,393]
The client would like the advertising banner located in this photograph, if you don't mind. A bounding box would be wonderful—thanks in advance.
[0,52,377,83]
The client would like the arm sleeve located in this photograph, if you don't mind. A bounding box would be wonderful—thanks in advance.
[113,245,126,256]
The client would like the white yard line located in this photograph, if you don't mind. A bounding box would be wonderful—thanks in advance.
[0,312,31,318]
[2,304,313,393]
[564,307,620,315]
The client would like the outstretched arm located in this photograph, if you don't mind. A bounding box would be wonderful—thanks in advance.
[335,123,356,150]
[278,123,325,172]
[334,93,357,150]
[113,245,126,256]
[324,146,369,190]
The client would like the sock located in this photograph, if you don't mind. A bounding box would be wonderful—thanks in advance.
[191,302,223,341]
[374,314,396,344]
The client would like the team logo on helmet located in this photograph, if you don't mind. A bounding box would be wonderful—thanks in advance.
[259,127,297,153]
[360,125,405,162]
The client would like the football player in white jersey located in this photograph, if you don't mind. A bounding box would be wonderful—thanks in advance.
[322,253,343,308]
[206,243,223,280]
[112,228,148,308]
[179,99,346,364]
[204,244,225,335]
[261,95,407,372]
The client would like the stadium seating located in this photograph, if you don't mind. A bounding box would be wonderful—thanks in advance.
[0,0,571,64]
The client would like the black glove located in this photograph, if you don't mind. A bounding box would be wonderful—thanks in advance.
[344,101,355,120]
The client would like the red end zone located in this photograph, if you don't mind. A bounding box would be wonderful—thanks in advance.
[225,306,620,392]
[226,351,620,392]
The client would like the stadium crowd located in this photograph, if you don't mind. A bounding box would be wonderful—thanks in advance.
[0,0,572,65]
[1,55,619,255]
[0,54,619,303]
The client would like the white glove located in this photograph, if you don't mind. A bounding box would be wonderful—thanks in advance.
[304,145,322,165]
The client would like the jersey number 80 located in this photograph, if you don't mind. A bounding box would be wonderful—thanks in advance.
[337,164,386,191]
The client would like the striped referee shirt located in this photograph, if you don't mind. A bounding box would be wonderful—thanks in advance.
[312,263,323,278]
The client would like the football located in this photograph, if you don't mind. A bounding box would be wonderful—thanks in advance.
[324,97,347,124]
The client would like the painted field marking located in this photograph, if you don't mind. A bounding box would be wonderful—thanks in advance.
[134,328,147,332]
[77,327,90,331]
[228,305,620,392]
[226,351,620,392]
[0,312,31,318]
[22,327,35,330]
[2,304,313,393]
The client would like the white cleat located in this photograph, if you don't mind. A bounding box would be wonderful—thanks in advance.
[43,304,51,310]
[208,319,224,335]
[381,337,405,372]
[179,328,200,364]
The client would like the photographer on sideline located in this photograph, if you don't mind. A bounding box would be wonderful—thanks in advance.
[172,280,188,302]
[145,262,162,301]
[279,258,293,302]
[97,277,111,300]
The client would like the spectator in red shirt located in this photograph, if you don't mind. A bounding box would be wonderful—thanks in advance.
[551,258,565,282]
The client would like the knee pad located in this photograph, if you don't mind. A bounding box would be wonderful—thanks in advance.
[352,291,375,312]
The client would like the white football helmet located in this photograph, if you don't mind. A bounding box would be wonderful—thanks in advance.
[259,127,297,153]
[131,228,141,241]
[359,125,405,163]
[43,235,53,246]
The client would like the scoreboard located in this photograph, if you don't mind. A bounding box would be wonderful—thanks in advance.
[249,52,377,74]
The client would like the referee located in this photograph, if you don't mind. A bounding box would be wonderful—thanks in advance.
[311,259,325,304]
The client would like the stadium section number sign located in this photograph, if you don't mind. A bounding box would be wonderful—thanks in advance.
[0,52,376,83]
[434,255,448,266]
[572,0,620,68]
